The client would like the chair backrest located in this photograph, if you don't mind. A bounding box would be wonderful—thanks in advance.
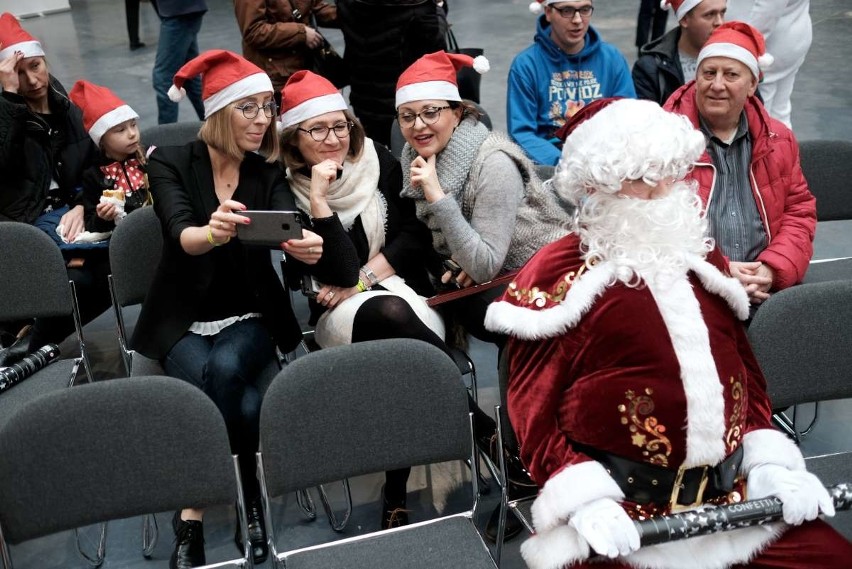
[747,280,852,409]
[109,207,163,307]
[140,121,203,149]
[0,376,236,545]
[0,223,72,321]
[798,139,852,221]
[389,102,493,159]
[259,339,469,497]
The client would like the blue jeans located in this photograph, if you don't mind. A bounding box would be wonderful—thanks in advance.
[163,319,276,462]
[152,12,206,124]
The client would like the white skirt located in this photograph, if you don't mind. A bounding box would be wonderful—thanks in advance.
[314,274,445,348]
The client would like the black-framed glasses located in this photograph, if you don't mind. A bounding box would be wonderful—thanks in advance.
[551,5,594,20]
[397,106,452,128]
[298,121,354,142]
[234,101,277,119]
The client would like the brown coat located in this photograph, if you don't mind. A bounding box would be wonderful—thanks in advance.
[234,0,338,91]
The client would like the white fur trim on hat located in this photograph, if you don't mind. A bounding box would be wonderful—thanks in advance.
[395,80,460,109]
[88,105,139,146]
[529,1,543,14]
[697,43,760,79]
[279,92,348,128]
[473,55,490,74]
[203,72,274,119]
[168,85,186,103]
[674,0,704,21]
[0,40,44,61]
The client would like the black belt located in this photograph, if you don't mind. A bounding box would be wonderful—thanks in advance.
[574,443,744,512]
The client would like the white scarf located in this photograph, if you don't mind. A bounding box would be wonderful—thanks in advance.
[287,139,386,258]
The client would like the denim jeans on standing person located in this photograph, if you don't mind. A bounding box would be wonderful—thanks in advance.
[163,318,276,469]
[152,12,206,124]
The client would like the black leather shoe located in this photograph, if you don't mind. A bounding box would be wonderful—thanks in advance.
[235,496,268,564]
[0,326,36,368]
[380,487,410,530]
[129,41,146,50]
[484,502,524,543]
[170,511,205,569]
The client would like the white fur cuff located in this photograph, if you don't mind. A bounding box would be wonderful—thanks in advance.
[741,429,806,475]
[521,524,590,569]
[531,460,624,533]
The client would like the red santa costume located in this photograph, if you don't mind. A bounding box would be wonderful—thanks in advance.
[484,99,848,569]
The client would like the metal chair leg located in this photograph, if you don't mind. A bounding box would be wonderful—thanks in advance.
[317,479,352,532]
[296,488,317,521]
[141,513,158,558]
[75,523,107,568]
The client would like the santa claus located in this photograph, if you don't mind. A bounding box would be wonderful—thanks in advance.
[484,98,850,569]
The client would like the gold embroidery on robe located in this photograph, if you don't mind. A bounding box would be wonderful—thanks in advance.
[621,388,672,467]
[725,375,744,453]
[507,258,595,307]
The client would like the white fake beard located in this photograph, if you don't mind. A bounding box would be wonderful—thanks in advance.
[575,183,714,287]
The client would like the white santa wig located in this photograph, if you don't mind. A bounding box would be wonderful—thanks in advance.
[553,99,706,207]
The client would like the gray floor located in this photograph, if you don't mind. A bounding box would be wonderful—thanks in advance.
[6,0,852,567]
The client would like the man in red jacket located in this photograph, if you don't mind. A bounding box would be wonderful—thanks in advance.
[664,22,815,312]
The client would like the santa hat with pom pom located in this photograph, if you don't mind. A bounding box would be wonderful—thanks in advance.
[528,0,583,15]
[395,50,489,108]
[168,49,273,119]
[659,0,704,22]
[69,80,139,146]
[697,21,774,81]
[0,12,45,61]
[279,70,348,129]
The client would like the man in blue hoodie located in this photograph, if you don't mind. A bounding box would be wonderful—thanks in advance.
[508,1,636,166]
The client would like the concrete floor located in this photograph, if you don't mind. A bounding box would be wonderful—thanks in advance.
[5,0,852,567]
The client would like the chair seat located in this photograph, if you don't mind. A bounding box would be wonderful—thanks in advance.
[283,516,496,569]
[803,258,852,283]
[0,358,78,431]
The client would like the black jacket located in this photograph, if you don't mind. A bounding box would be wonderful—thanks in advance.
[632,27,685,106]
[132,140,352,359]
[337,0,448,143]
[0,76,96,223]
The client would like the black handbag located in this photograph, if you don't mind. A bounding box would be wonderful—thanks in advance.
[309,14,349,89]
[445,26,483,103]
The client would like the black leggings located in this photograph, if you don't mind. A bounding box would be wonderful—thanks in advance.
[350,295,495,503]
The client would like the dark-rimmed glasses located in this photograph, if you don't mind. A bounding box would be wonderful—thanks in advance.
[234,101,277,119]
[298,121,354,142]
[551,5,594,20]
[397,106,452,128]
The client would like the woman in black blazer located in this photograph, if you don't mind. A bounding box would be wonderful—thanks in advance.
[131,51,341,569]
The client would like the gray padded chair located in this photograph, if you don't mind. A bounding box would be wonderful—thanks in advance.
[0,223,90,432]
[747,280,852,537]
[389,102,492,159]
[108,207,164,376]
[140,121,203,149]
[0,376,251,569]
[256,338,497,569]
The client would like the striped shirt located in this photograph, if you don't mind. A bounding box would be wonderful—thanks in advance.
[700,113,767,262]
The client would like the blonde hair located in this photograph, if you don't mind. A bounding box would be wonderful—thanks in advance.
[279,109,365,171]
[199,101,280,163]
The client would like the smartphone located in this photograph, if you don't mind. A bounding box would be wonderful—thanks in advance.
[237,210,303,247]
[442,259,463,277]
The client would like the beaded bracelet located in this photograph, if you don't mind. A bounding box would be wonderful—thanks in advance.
[356,279,370,293]
[207,226,229,247]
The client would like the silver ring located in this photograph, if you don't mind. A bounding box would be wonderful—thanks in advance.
[308,247,315,254]
[327,291,335,299]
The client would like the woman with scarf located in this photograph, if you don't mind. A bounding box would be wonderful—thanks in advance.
[278,70,447,530]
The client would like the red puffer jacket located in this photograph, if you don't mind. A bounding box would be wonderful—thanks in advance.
[664,81,816,290]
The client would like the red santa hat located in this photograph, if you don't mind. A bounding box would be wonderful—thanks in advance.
[278,70,348,129]
[69,80,138,146]
[395,50,489,109]
[0,12,45,61]
[168,50,273,119]
[528,0,582,15]
[660,0,704,22]
[697,21,774,80]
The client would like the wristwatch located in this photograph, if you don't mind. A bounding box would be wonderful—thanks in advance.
[360,265,379,287]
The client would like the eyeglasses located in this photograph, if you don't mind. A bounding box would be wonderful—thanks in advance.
[397,106,452,128]
[551,5,594,20]
[234,101,277,119]
[298,121,354,142]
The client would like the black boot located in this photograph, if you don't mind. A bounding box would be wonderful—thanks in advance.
[170,511,205,569]
[235,495,268,564]
[380,486,410,530]
[0,325,36,368]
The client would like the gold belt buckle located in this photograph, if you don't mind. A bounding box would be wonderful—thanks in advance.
[669,464,709,513]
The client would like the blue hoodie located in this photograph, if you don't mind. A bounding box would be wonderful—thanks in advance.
[507,16,636,166]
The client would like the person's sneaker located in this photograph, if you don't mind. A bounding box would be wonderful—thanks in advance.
[170,511,205,569]
[235,495,268,564]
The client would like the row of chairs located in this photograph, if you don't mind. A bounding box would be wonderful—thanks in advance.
[0,339,499,569]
